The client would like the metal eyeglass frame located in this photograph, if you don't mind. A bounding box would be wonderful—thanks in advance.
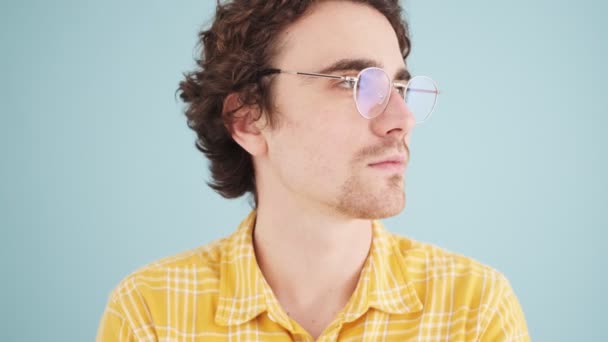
[259,66,439,123]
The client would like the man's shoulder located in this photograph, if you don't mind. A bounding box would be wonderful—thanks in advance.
[379,232,528,339]
[388,231,509,285]
[386,231,520,319]
[106,235,230,303]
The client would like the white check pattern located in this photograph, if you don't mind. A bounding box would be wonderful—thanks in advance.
[97,210,529,341]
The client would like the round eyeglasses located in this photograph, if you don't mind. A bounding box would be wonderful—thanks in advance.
[261,67,439,124]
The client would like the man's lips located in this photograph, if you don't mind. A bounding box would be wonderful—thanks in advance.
[368,155,407,173]
[368,154,407,166]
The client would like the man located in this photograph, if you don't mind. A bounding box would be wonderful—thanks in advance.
[97,0,530,341]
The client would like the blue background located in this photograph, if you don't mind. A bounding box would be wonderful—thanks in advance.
[1,0,606,341]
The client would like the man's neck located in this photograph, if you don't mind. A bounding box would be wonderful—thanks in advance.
[252,198,373,334]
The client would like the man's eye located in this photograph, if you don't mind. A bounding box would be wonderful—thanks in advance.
[337,79,356,89]
[396,87,406,98]
[394,82,409,98]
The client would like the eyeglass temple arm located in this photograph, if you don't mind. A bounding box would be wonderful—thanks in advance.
[387,82,442,96]
[408,88,440,94]
[261,69,440,94]
[261,68,347,80]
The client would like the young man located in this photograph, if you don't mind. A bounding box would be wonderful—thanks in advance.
[97,0,529,341]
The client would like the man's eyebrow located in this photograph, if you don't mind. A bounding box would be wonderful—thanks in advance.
[395,68,411,81]
[316,58,411,80]
[317,58,383,74]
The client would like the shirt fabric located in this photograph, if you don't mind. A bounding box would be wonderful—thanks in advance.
[97,210,530,341]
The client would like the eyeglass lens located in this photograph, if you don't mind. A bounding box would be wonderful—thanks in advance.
[355,68,438,123]
[354,68,391,119]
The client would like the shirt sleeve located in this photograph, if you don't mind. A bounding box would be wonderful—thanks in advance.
[478,275,530,342]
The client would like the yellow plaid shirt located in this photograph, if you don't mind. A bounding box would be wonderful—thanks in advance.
[97,211,529,341]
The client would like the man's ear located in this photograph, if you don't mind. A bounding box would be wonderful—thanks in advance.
[223,92,268,157]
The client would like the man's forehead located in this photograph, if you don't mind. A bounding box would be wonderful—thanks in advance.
[272,2,404,75]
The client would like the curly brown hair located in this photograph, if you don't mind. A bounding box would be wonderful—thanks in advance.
[177,0,411,208]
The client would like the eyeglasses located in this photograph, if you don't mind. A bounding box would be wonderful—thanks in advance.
[261,67,439,124]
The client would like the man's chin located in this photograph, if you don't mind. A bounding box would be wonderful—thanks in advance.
[335,175,405,219]
[368,200,405,220]
[347,191,406,220]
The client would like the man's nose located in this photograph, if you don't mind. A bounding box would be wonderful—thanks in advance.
[370,88,416,138]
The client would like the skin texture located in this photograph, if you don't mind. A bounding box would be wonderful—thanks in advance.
[227,1,416,338]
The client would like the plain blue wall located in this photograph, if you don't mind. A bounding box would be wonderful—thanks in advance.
[1,0,606,341]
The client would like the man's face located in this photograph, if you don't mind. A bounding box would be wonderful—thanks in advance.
[259,1,416,219]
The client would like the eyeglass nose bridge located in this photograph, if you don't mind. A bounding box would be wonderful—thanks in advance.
[374,84,417,124]
[358,71,439,125]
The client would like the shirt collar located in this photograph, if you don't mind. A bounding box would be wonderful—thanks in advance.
[214,210,423,327]
[341,219,424,323]
[214,210,271,326]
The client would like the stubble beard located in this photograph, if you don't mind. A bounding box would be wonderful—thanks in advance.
[334,171,405,220]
